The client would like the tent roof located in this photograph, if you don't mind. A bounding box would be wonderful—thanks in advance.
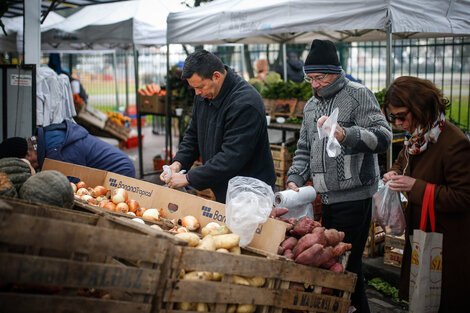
[166,0,470,45]
[40,0,187,50]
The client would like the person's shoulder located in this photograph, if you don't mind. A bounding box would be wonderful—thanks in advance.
[443,121,470,144]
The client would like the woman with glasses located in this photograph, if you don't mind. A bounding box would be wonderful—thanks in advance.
[383,76,470,312]
[287,39,392,313]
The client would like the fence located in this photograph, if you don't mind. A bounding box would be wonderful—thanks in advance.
[33,37,470,133]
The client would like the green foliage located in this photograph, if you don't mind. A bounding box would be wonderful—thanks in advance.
[263,73,282,85]
[367,278,408,304]
[286,117,302,124]
[374,88,387,108]
[248,78,264,93]
[260,80,313,100]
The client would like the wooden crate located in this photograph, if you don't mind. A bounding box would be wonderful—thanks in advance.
[384,234,405,250]
[0,197,183,313]
[384,247,403,268]
[270,144,293,161]
[275,170,286,188]
[161,246,357,313]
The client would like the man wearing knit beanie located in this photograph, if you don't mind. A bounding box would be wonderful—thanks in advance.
[0,137,28,159]
[287,39,392,313]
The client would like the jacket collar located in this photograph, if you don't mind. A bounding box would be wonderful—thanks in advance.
[207,65,234,108]
[314,70,348,99]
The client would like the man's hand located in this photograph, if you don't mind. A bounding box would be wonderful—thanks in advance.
[287,182,299,192]
[389,175,416,192]
[159,161,183,183]
[167,173,189,189]
[317,116,346,142]
[383,171,398,183]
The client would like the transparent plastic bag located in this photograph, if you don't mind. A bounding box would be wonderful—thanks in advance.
[225,176,274,247]
[317,107,341,157]
[162,165,187,192]
[372,181,406,235]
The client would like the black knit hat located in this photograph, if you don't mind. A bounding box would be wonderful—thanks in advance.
[0,137,28,158]
[304,39,342,74]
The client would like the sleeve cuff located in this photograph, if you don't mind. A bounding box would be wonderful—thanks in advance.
[286,174,305,188]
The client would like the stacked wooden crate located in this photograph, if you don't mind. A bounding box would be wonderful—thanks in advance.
[384,234,405,268]
[270,144,293,191]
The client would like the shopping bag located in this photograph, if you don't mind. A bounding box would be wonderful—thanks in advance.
[372,181,406,235]
[409,183,442,313]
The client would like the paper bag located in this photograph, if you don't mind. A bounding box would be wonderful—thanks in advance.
[409,183,442,313]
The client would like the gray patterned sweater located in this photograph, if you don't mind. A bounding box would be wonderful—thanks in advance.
[287,71,392,204]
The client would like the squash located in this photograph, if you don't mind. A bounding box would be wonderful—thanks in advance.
[0,173,17,198]
[19,170,74,208]
[0,157,32,191]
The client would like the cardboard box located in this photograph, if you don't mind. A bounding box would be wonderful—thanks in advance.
[138,95,166,114]
[77,105,109,129]
[43,159,287,254]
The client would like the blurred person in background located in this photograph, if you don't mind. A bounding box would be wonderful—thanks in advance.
[286,39,392,313]
[276,51,304,83]
[382,76,470,312]
[160,50,276,203]
[0,120,135,178]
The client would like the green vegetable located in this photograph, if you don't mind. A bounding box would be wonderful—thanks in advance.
[367,277,408,304]
[374,88,387,108]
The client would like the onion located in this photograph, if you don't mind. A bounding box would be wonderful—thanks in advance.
[98,200,110,208]
[76,188,89,196]
[132,218,145,224]
[95,195,108,203]
[76,181,87,189]
[176,226,189,233]
[151,224,163,231]
[91,185,108,198]
[111,188,128,204]
[115,202,129,213]
[205,222,221,229]
[70,182,77,193]
[136,207,147,217]
[142,208,160,221]
[179,215,200,231]
[127,211,136,216]
[103,201,116,211]
[127,199,140,213]
[81,194,96,205]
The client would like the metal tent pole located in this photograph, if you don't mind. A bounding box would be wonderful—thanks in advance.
[133,44,144,179]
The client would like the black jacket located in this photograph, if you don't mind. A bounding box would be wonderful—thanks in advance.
[277,59,304,83]
[173,66,276,203]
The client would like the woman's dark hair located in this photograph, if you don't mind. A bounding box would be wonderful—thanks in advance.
[181,50,225,80]
[384,76,450,129]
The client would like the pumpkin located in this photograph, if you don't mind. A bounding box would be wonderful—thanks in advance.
[0,157,32,191]
[0,173,17,198]
[19,170,74,208]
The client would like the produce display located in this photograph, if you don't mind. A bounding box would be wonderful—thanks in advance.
[106,111,131,126]
[137,83,166,97]
[272,207,352,295]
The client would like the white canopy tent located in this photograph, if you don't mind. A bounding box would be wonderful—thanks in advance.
[41,0,187,50]
[0,11,64,52]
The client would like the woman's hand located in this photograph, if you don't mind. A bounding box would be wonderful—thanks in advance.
[389,175,416,192]
[287,182,299,192]
[383,171,398,183]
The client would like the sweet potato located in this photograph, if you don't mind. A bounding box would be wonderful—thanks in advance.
[332,242,352,257]
[289,282,305,291]
[294,243,323,265]
[324,228,342,246]
[310,246,334,267]
[320,256,339,269]
[293,228,327,258]
[278,245,285,255]
[283,249,294,260]
[329,262,344,273]
[291,216,320,236]
[281,236,298,251]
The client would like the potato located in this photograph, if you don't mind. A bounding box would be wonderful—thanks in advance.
[236,304,257,313]
[229,246,241,254]
[177,302,196,311]
[216,248,230,253]
[212,272,223,281]
[201,225,230,237]
[233,275,250,285]
[197,303,208,312]
[246,276,266,287]
[227,304,237,313]
[184,271,213,281]
[197,234,216,251]
[175,232,201,247]
[214,234,240,249]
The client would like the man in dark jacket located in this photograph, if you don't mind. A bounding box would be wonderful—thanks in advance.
[276,52,304,83]
[160,50,276,203]
[3,120,135,177]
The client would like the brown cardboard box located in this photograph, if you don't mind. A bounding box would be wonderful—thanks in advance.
[138,95,166,114]
[43,159,287,254]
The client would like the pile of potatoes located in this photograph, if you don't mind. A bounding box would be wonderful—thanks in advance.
[174,222,264,313]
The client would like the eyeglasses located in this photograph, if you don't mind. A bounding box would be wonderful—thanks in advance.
[304,74,329,83]
[389,110,409,122]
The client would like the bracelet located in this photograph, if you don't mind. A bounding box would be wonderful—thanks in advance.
[185,174,190,184]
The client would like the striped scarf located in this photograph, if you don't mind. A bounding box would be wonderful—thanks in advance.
[405,113,446,155]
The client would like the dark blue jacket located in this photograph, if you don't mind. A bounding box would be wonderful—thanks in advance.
[173,66,276,203]
[37,120,135,177]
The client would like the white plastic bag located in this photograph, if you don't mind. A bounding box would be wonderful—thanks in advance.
[372,181,406,235]
[317,107,341,157]
[273,186,317,219]
[162,165,187,192]
[225,176,274,247]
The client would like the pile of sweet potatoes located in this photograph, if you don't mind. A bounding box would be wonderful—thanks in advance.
[272,207,352,286]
